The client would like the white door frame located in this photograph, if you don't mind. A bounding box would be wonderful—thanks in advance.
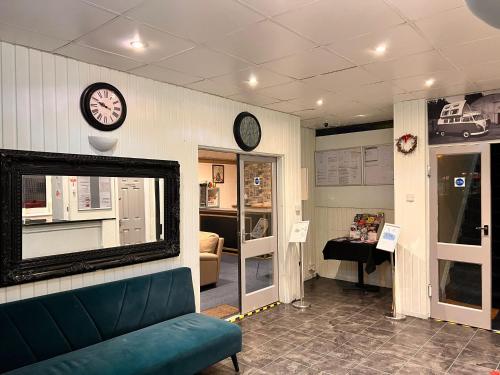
[429,143,491,329]
[238,154,279,314]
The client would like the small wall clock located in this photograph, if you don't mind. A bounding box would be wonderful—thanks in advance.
[80,82,127,131]
[233,112,261,152]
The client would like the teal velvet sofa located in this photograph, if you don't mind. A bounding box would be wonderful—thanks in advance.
[0,267,242,375]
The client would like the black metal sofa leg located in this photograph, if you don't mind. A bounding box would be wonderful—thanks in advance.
[231,354,239,372]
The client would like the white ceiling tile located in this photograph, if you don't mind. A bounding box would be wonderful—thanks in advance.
[156,47,251,79]
[77,17,194,64]
[344,81,405,107]
[186,79,241,97]
[257,81,329,101]
[301,118,324,129]
[461,61,500,83]
[362,50,454,80]
[0,23,68,51]
[238,0,317,16]
[207,20,314,65]
[264,100,310,113]
[55,44,144,71]
[209,67,293,92]
[415,7,500,48]
[328,24,433,65]
[82,0,145,14]
[474,79,500,92]
[0,0,115,40]
[274,0,404,45]
[386,0,463,21]
[302,67,381,92]
[129,64,202,85]
[392,70,466,92]
[125,0,264,43]
[441,36,500,67]
[262,47,353,80]
[228,92,278,107]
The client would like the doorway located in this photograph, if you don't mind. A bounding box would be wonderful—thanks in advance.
[198,149,279,318]
[118,178,146,246]
[429,144,491,329]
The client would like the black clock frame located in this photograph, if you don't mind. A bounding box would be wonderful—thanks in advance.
[80,82,127,131]
[0,149,180,286]
[233,111,262,152]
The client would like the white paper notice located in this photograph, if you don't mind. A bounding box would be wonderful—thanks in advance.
[289,221,310,243]
[364,144,394,185]
[99,177,112,209]
[315,147,362,186]
[376,224,401,253]
[77,176,91,210]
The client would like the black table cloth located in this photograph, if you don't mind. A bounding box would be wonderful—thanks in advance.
[323,238,390,274]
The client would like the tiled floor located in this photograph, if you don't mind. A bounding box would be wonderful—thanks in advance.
[201,277,500,375]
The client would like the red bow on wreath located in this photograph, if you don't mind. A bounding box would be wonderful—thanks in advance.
[396,133,417,155]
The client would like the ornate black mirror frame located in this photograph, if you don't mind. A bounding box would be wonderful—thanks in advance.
[0,149,180,286]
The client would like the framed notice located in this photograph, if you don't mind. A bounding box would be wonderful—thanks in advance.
[77,176,112,211]
[376,224,401,253]
[364,144,394,185]
[315,147,362,186]
[289,221,310,243]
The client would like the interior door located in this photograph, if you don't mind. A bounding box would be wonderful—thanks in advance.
[118,178,146,245]
[239,155,279,314]
[430,144,491,329]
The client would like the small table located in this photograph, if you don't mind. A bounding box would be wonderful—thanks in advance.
[322,238,390,292]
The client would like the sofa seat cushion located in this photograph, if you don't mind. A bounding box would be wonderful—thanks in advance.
[199,231,219,253]
[5,313,242,375]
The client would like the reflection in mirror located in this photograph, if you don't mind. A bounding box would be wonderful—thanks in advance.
[22,176,164,259]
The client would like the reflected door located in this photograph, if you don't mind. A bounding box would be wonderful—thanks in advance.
[239,155,279,314]
[118,178,146,245]
[430,144,491,329]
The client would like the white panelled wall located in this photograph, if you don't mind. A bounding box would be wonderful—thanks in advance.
[0,42,302,309]
[393,99,429,318]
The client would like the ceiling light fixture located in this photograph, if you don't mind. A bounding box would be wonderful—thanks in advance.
[316,98,323,106]
[247,75,258,87]
[425,78,435,87]
[355,114,367,117]
[130,40,147,49]
[374,44,386,55]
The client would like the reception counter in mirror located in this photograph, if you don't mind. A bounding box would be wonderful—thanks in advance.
[0,150,179,286]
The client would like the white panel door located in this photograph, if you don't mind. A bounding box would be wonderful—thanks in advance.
[119,178,146,246]
[239,155,279,314]
[430,144,491,329]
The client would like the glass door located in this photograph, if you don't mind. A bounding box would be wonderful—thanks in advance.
[430,144,491,329]
[238,155,278,314]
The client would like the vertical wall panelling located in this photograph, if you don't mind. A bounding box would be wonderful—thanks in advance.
[0,42,301,310]
[393,100,429,318]
[301,127,316,280]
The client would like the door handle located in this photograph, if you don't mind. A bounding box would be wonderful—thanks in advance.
[475,225,489,235]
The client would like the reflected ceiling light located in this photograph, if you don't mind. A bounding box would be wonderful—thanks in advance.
[355,114,367,117]
[374,44,387,55]
[316,98,324,106]
[130,40,147,49]
[247,75,258,87]
[466,0,500,29]
[425,78,435,87]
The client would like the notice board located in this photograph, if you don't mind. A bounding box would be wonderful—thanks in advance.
[315,147,362,186]
[363,144,394,185]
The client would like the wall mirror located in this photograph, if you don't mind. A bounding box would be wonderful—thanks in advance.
[0,150,180,286]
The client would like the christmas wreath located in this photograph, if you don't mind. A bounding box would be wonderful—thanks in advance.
[396,133,418,155]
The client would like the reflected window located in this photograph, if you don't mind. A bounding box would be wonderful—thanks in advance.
[439,259,481,310]
[246,253,273,294]
[22,175,47,209]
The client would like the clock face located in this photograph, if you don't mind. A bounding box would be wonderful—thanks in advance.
[81,83,127,131]
[234,112,261,151]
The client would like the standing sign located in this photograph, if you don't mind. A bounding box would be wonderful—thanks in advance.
[376,224,401,253]
[289,221,310,243]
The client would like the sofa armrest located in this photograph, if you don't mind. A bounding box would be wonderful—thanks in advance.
[200,252,218,261]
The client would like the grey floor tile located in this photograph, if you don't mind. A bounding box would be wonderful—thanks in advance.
[447,361,495,374]
[346,334,386,352]
[238,349,276,368]
[361,352,408,374]
[455,347,499,370]
[407,318,446,333]
[327,342,370,362]
[349,365,389,374]
[281,347,326,367]
[396,362,445,374]
[310,357,355,375]
[301,336,339,354]
[375,342,419,357]
[261,357,310,375]
[409,351,456,373]
[439,323,477,340]
[360,327,396,341]
[277,329,317,346]
[257,338,298,357]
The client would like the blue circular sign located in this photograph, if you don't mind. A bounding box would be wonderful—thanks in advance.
[455,177,465,187]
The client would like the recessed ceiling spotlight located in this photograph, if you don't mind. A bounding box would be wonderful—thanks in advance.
[374,44,386,55]
[247,75,258,87]
[130,40,147,49]
[316,98,324,106]
[425,78,435,87]
[355,114,367,117]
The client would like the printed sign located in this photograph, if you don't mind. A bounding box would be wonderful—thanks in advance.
[454,177,465,187]
[289,221,310,243]
[376,224,401,253]
[253,177,261,186]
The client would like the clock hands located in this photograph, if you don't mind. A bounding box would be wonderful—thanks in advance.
[98,101,111,111]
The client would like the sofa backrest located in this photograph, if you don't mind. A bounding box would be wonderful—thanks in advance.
[0,267,195,374]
